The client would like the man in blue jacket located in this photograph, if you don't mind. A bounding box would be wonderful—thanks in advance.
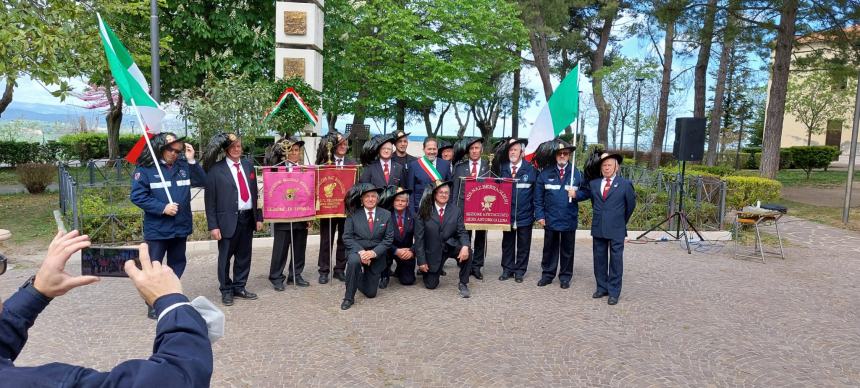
[586,152,636,305]
[0,230,213,387]
[498,138,536,283]
[131,132,206,318]
[534,139,588,289]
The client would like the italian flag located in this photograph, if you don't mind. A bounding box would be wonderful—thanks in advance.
[524,65,580,158]
[263,87,319,126]
[97,13,166,164]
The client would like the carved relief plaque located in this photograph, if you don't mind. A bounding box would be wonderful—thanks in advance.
[282,58,306,79]
[283,11,307,35]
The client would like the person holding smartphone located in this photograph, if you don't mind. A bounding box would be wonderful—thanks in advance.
[131,132,206,319]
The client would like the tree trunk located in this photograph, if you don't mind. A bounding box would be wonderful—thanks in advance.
[454,104,472,138]
[326,112,338,132]
[0,77,14,118]
[592,9,617,147]
[693,0,718,118]
[706,37,734,166]
[760,0,799,179]
[529,30,554,100]
[352,90,369,126]
[650,20,676,168]
[106,87,123,161]
[619,116,626,151]
[512,62,521,138]
[422,107,433,137]
[395,99,406,132]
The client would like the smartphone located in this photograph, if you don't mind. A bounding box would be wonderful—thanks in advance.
[81,246,141,277]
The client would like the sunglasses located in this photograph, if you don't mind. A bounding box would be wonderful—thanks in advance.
[558,151,571,156]
[166,147,184,154]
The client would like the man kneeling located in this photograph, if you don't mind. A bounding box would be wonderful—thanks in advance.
[340,184,394,310]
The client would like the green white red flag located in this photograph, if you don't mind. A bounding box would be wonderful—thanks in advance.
[263,87,319,126]
[525,65,580,158]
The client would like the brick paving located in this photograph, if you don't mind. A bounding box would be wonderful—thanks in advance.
[2,227,860,387]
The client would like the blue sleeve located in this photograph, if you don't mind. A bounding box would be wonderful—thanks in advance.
[405,163,415,193]
[534,171,546,221]
[75,294,213,387]
[575,171,590,202]
[0,287,51,362]
[189,162,207,188]
[131,168,168,215]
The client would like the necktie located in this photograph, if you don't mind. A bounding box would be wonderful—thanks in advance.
[383,162,390,183]
[511,165,518,178]
[368,211,374,231]
[438,207,444,223]
[397,212,404,236]
[471,161,478,177]
[603,178,612,200]
[234,162,250,202]
[336,158,343,167]
[559,167,565,182]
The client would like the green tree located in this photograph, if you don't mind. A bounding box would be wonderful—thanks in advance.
[785,71,852,146]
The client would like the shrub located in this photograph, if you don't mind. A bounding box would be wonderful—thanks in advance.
[779,148,794,169]
[58,133,141,162]
[686,164,736,177]
[786,146,841,177]
[577,185,719,230]
[723,176,781,209]
[0,141,40,166]
[609,149,675,166]
[15,163,56,193]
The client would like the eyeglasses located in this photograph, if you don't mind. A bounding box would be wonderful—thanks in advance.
[0,253,7,276]
[558,151,571,156]
[166,147,184,154]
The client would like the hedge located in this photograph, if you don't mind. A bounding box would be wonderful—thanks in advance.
[780,146,840,177]
[57,133,141,162]
[722,176,782,210]
[0,141,68,166]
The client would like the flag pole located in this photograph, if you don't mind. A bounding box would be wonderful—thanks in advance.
[131,98,173,203]
[569,63,580,203]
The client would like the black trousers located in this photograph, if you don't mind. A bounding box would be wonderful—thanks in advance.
[269,224,308,285]
[593,237,624,298]
[344,252,387,302]
[318,218,346,275]
[147,236,187,278]
[384,248,417,285]
[501,226,533,277]
[217,212,255,295]
[423,246,471,289]
[540,229,575,283]
[468,230,487,269]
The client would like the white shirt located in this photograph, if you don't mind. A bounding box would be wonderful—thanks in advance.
[364,206,376,222]
[334,156,345,167]
[379,158,391,171]
[600,174,617,193]
[468,159,482,176]
[435,203,446,218]
[509,160,522,176]
[227,157,252,211]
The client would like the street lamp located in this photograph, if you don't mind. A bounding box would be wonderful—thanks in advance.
[633,77,645,163]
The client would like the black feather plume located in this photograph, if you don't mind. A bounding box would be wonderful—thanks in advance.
[583,148,604,183]
[532,140,558,171]
[202,133,232,172]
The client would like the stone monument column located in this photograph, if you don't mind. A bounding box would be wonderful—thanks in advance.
[276,0,324,140]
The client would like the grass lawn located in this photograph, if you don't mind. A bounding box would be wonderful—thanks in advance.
[0,192,60,247]
[734,169,860,188]
[0,168,19,185]
[780,198,860,231]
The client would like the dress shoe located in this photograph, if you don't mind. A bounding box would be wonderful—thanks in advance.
[514,275,524,283]
[333,272,347,282]
[233,289,258,300]
[146,305,156,320]
[471,268,483,280]
[498,272,511,281]
[607,296,619,305]
[221,293,234,306]
[272,282,285,292]
[379,276,390,289]
[440,269,447,276]
[319,274,329,284]
[560,281,570,289]
[592,290,609,299]
[458,283,471,298]
[340,299,354,310]
[537,278,552,287]
[287,275,310,287]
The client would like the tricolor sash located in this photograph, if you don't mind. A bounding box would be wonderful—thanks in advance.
[417,156,443,182]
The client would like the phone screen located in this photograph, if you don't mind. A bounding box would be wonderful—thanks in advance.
[81,247,141,277]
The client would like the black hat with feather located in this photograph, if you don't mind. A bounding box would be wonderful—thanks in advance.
[343,183,384,216]
[201,132,240,171]
[582,147,605,183]
[532,138,575,171]
[418,180,453,220]
[360,133,396,165]
[453,137,483,166]
[137,132,184,167]
[490,137,528,175]
[315,131,348,165]
[378,185,412,211]
[263,136,304,166]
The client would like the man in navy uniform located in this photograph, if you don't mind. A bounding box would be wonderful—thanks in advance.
[414,181,472,298]
[534,139,588,289]
[318,132,358,284]
[405,138,452,215]
[359,136,406,188]
[379,186,415,288]
[131,132,206,319]
[586,152,636,305]
[340,184,394,310]
[391,130,417,170]
[0,230,212,386]
[203,133,263,306]
[498,138,536,283]
[451,137,490,280]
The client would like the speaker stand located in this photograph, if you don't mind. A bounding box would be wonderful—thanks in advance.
[635,160,705,254]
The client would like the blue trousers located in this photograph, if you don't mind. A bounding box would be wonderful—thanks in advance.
[592,237,624,298]
[147,237,188,278]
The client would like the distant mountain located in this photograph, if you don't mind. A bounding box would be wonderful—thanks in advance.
[0,101,184,134]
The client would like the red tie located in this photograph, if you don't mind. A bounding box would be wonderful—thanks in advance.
[602,178,612,200]
[511,165,518,178]
[397,212,404,236]
[559,167,565,182]
[438,207,444,223]
[368,211,374,230]
[383,162,390,183]
[234,162,250,202]
[471,161,478,177]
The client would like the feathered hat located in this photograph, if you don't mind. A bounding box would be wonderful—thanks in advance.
[201,132,240,171]
[263,136,304,166]
[490,137,528,175]
[343,183,383,216]
[137,132,184,167]
[378,185,412,211]
[315,131,348,165]
[418,180,453,220]
[360,133,396,165]
[453,137,483,166]
[532,138,575,171]
[437,139,453,155]
[583,151,624,183]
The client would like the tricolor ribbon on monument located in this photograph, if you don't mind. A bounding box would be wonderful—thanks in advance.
[97,13,172,201]
[262,87,319,126]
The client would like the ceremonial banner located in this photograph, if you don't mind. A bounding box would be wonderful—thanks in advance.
[316,166,357,218]
[262,167,316,222]
[463,178,514,231]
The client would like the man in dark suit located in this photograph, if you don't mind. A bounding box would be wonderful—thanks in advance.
[451,137,490,280]
[379,187,415,288]
[340,185,394,310]
[318,132,358,284]
[268,137,310,290]
[391,131,417,170]
[586,152,636,305]
[414,181,472,298]
[358,137,406,191]
[498,138,536,283]
[406,138,452,215]
[203,133,263,306]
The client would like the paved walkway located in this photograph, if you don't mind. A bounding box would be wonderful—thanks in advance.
[3,229,859,387]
